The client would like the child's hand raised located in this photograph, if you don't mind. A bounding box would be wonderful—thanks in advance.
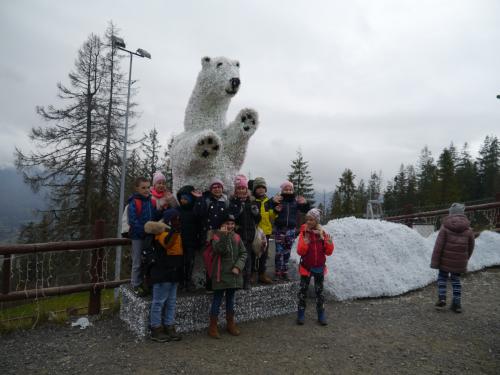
[231,267,240,275]
[273,194,282,204]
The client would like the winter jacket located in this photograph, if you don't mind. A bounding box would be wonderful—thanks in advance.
[229,196,261,243]
[271,193,310,230]
[194,191,230,238]
[297,224,334,276]
[144,231,183,284]
[128,193,158,240]
[176,186,203,250]
[431,214,475,273]
[254,196,276,235]
[209,230,247,290]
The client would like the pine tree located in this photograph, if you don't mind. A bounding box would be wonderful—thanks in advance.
[332,169,356,217]
[456,143,480,201]
[287,150,315,205]
[141,127,163,182]
[354,179,367,215]
[437,146,460,204]
[477,135,500,198]
[417,146,439,207]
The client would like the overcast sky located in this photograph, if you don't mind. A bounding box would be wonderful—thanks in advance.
[1,0,499,192]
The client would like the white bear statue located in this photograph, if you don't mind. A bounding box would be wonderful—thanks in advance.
[171,56,259,194]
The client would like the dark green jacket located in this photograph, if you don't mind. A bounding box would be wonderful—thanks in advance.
[210,230,247,290]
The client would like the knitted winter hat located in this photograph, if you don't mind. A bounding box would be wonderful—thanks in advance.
[209,178,224,190]
[280,180,294,191]
[253,177,267,192]
[152,171,166,185]
[180,194,193,204]
[449,202,465,215]
[306,208,321,223]
[234,174,248,189]
[221,213,236,225]
[162,208,180,225]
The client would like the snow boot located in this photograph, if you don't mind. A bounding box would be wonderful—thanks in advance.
[317,309,328,326]
[259,273,273,285]
[150,326,170,343]
[450,302,462,313]
[208,315,221,339]
[226,312,241,336]
[297,307,305,325]
[435,300,446,310]
[165,325,182,341]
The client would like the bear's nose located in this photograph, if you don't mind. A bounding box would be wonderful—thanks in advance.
[230,78,240,90]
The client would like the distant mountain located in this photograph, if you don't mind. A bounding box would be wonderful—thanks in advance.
[0,167,46,242]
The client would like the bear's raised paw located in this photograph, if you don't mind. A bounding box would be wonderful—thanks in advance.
[196,134,221,159]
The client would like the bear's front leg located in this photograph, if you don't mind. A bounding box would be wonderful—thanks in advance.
[220,108,259,172]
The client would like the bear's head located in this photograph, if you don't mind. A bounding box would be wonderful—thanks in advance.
[197,56,241,99]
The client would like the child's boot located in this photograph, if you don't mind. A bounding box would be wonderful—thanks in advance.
[150,326,170,342]
[435,299,446,310]
[450,302,462,313]
[208,315,221,339]
[259,273,273,284]
[296,307,305,325]
[317,309,328,326]
[165,325,182,341]
[226,312,241,336]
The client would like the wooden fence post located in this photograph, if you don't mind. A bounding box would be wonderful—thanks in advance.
[2,253,11,295]
[88,220,105,315]
[496,192,500,229]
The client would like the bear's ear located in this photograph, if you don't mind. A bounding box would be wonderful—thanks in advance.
[201,56,211,67]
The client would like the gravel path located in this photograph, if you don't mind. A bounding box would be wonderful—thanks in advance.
[1,268,499,375]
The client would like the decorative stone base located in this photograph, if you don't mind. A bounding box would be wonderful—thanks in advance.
[119,281,299,338]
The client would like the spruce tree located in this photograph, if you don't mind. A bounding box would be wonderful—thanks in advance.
[437,146,460,204]
[287,149,315,205]
[477,135,500,198]
[456,143,480,201]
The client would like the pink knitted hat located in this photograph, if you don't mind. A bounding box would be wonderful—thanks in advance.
[234,174,248,189]
[280,180,294,191]
[152,171,166,185]
[209,178,224,190]
[306,208,321,222]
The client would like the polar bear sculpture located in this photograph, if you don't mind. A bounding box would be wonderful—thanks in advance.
[171,56,259,194]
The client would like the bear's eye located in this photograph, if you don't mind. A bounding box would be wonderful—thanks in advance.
[236,62,240,67]
[217,62,223,68]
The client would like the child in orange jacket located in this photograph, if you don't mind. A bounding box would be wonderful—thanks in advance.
[296,208,334,326]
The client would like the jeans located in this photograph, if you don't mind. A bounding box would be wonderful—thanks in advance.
[274,228,296,275]
[210,288,236,316]
[150,282,178,328]
[437,270,461,305]
[131,239,144,287]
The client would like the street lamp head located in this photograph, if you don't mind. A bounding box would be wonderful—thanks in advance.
[112,36,126,49]
[136,48,151,59]
[496,94,500,99]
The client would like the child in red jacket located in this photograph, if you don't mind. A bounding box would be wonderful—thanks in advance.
[296,208,334,325]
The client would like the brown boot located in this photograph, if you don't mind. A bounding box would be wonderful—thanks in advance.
[250,272,258,285]
[258,273,273,284]
[226,312,240,336]
[208,315,221,339]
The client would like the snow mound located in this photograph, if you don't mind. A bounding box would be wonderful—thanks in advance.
[290,217,500,301]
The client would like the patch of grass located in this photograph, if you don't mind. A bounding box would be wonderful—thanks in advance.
[0,289,118,333]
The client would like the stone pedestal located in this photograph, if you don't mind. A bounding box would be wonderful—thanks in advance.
[120,281,299,338]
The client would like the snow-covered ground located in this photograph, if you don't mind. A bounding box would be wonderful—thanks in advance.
[290,217,500,301]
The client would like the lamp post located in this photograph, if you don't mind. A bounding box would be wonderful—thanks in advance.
[112,36,151,297]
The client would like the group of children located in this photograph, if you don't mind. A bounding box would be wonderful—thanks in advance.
[126,171,336,342]
[127,171,475,343]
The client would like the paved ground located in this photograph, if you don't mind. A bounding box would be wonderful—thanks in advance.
[1,267,499,375]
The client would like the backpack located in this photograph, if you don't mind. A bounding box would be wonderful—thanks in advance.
[202,240,220,281]
[121,198,143,238]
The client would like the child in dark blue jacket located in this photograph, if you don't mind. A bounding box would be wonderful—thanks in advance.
[271,180,310,280]
[128,177,158,295]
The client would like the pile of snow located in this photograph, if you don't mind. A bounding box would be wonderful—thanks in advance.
[290,217,500,301]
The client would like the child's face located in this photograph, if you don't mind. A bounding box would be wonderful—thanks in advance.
[180,197,190,206]
[282,186,294,195]
[306,217,318,230]
[254,187,266,197]
[136,181,151,198]
[235,186,248,199]
[221,221,235,232]
[210,184,223,198]
[154,180,166,193]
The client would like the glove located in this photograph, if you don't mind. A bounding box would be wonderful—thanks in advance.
[251,205,260,216]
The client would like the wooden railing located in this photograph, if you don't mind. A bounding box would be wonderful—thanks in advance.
[0,220,131,315]
[384,194,500,232]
